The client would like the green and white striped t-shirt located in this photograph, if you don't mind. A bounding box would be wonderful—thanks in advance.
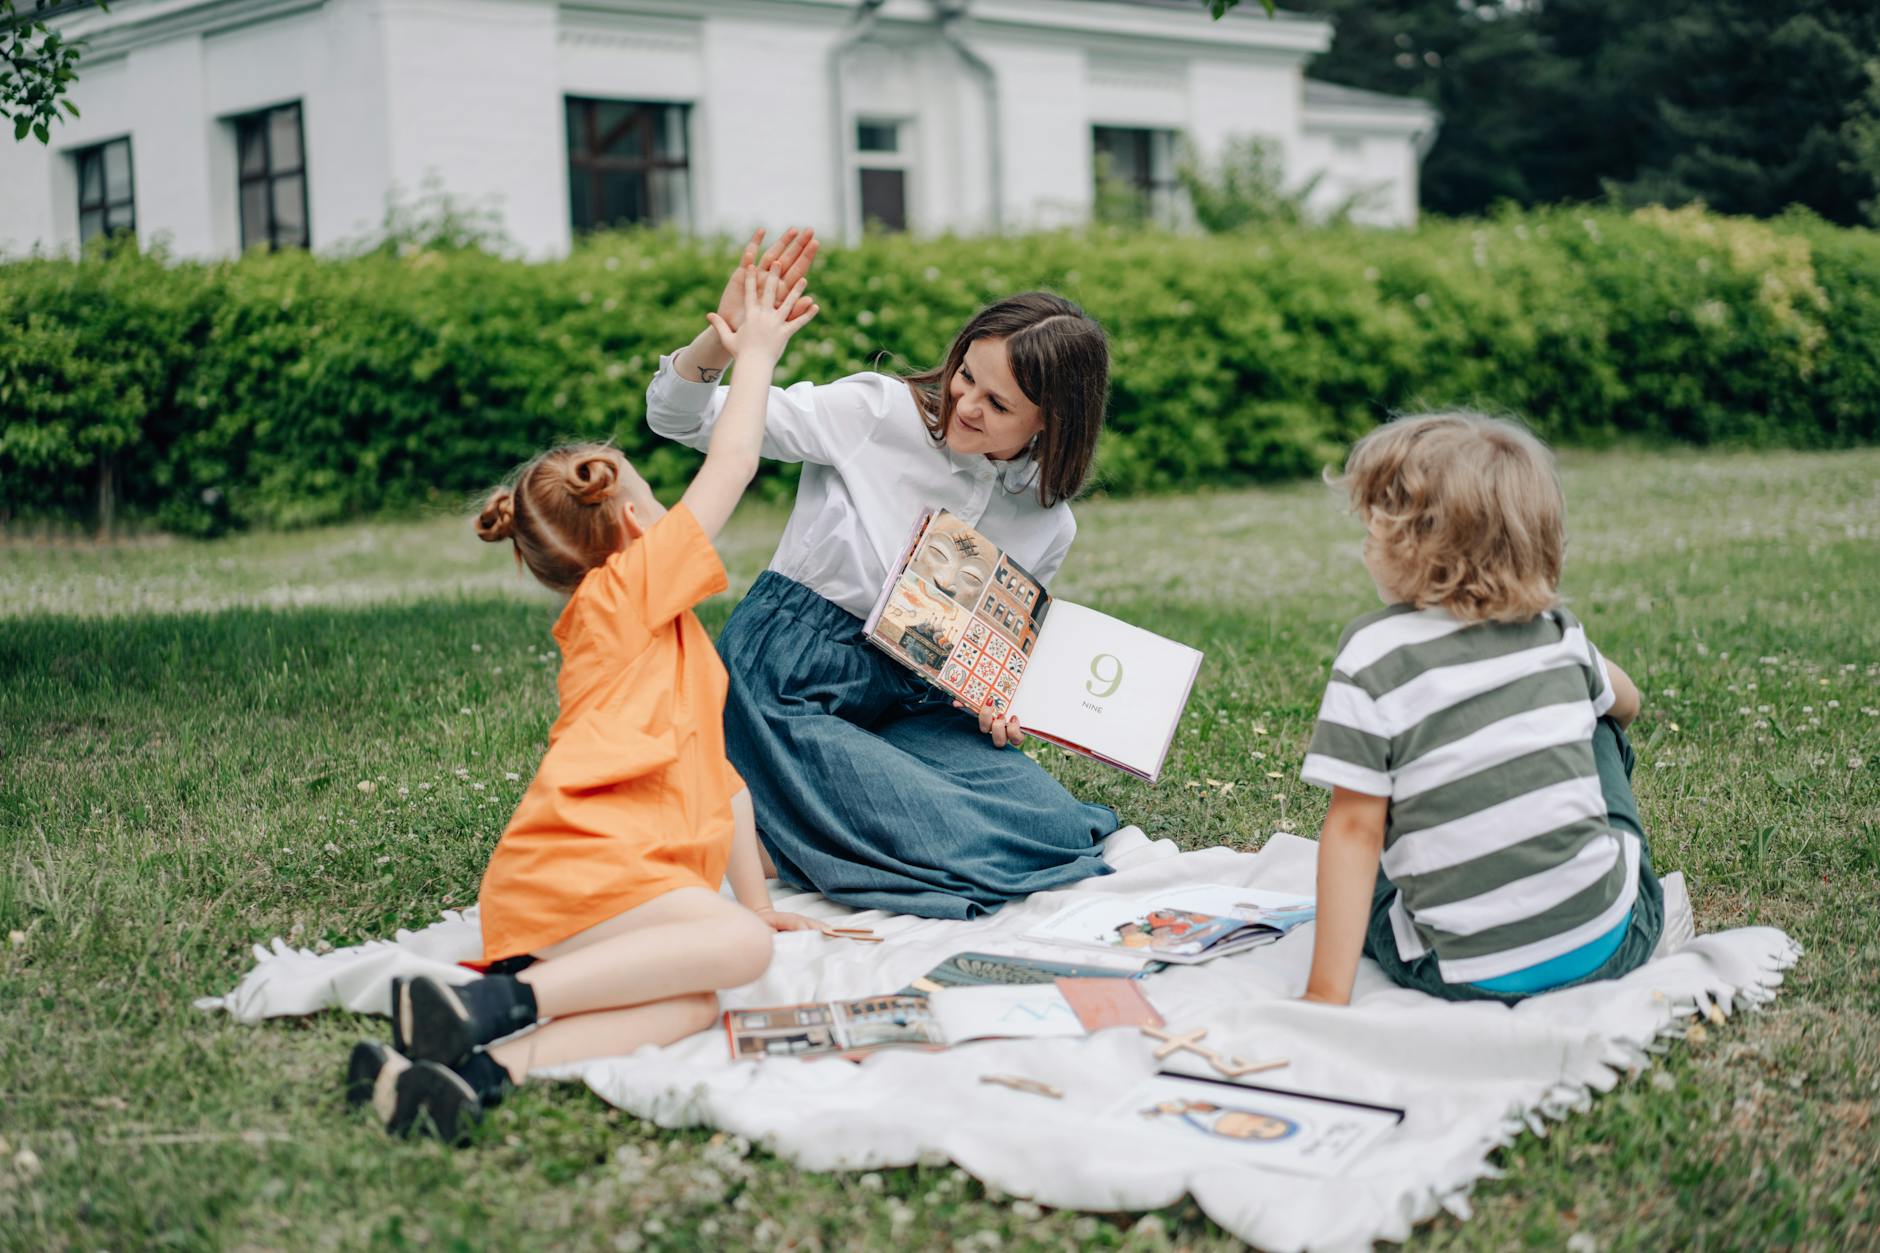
[1300,604,1638,985]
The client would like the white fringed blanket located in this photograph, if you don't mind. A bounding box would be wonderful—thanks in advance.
[198,831,1799,1252]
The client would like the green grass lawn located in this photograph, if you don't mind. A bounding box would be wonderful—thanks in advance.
[2,447,1876,1250]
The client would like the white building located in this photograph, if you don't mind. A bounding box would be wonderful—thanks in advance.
[0,0,1437,259]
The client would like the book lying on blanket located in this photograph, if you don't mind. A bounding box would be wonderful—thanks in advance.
[725,978,1164,1061]
[1023,885,1317,965]
[1116,1072,1404,1178]
[862,509,1204,783]
[901,950,1146,995]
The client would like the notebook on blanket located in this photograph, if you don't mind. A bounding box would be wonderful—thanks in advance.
[1023,885,1317,965]
[725,979,1164,1061]
[1120,1073,1404,1178]
[862,509,1203,782]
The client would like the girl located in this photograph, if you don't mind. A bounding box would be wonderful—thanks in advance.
[645,227,1119,921]
[346,266,826,1142]
[1297,413,1691,1006]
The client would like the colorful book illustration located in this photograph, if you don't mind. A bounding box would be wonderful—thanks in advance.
[903,950,1148,995]
[1022,885,1317,966]
[1115,1072,1404,1178]
[862,509,1203,783]
[725,979,1164,1061]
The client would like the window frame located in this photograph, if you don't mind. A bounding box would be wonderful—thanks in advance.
[74,136,137,244]
[564,97,693,233]
[1091,124,1181,227]
[232,102,310,251]
[850,115,914,236]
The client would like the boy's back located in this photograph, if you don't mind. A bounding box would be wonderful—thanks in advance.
[1302,603,1639,987]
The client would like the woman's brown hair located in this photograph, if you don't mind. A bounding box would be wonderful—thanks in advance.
[475,444,630,594]
[1334,413,1566,624]
[904,292,1108,508]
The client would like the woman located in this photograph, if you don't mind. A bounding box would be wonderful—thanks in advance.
[645,228,1119,919]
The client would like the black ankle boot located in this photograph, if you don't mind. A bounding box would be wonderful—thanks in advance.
[393,973,538,1067]
[345,1040,484,1146]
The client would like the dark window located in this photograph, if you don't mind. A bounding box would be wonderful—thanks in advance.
[75,137,136,243]
[859,168,907,233]
[855,119,908,233]
[566,98,690,232]
[856,121,899,154]
[1093,125,1178,225]
[234,103,309,249]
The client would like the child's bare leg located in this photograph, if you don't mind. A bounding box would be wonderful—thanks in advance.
[520,887,771,1018]
[488,992,720,1081]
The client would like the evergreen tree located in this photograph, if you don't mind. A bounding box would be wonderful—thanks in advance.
[1288,0,1880,223]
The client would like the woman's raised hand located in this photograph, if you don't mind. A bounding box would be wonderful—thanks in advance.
[715,226,819,331]
[706,266,818,362]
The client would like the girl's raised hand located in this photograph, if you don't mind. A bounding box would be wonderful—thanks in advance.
[714,227,819,331]
[706,266,817,362]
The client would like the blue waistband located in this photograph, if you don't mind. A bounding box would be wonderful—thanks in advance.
[1467,908,1633,994]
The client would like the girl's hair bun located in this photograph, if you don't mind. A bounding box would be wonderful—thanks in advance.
[563,451,621,506]
[475,488,516,542]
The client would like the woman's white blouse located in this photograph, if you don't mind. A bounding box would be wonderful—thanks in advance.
[645,354,1077,621]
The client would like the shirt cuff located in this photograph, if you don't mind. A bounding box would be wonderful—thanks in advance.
[1300,754,1392,797]
[649,352,720,423]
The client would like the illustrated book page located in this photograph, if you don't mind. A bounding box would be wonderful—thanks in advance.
[1022,885,1318,966]
[1112,1072,1404,1178]
[864,510,1201,782]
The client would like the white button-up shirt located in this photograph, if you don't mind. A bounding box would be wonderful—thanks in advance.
[645,355,1077,621]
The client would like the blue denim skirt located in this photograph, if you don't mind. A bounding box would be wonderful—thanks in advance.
[716,572,1117,919]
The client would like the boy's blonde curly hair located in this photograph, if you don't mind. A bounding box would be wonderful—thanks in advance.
[1334,413,1564,624]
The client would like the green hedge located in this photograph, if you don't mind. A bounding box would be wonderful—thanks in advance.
[3,206,1876,534]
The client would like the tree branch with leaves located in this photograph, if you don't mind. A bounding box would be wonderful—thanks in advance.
[1205,1,1277,17]
[3,0,105,143]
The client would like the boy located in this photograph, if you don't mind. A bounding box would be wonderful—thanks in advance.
[1299,414,1692,1005]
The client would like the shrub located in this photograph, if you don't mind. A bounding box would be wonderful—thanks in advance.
[2,207,1875,532]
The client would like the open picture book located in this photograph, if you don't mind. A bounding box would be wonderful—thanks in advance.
[724,978,1164,1061]
[863,509,1204,782]
[1023,884,1318,965]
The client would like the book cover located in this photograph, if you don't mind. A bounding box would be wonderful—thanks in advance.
[863,509,1203,782]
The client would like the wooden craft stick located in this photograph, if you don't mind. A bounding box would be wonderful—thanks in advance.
[825,927,878,937]
[909,976,944,994]
[1142,1025,1210,1061]
[980,1074,1063,1099]
[1212,1055,1290,1077]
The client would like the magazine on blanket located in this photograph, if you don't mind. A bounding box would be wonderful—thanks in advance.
[1022,885,1317,965]
[862,509,1203,783]
[1114,1072,1404,1178]
[724,978,1164,1061]
[901,950,1147,995]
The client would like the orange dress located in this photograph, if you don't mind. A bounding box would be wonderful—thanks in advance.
[476,503,744,962]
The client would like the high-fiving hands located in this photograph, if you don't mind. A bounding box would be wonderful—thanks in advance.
[705,266,818,363]
[717,226,818,331]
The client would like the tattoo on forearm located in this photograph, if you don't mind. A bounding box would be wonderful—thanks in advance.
[696,366,723,384]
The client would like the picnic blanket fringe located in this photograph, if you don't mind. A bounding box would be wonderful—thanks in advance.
[1425,934,1803,1228]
